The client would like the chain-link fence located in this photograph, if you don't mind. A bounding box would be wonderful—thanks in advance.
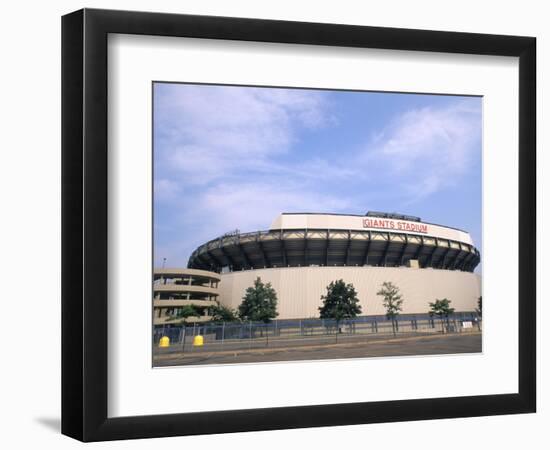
[153,313,481,354]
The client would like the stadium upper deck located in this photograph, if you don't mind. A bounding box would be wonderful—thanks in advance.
[188,212,480,273]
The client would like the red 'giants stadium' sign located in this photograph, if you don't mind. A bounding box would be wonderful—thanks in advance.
[362,218,428,234]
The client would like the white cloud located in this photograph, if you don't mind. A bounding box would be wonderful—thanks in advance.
[154,181,355,267]
[190,181,353,236]
[153,84,350,264]
[155,84,335,185]
[154,88,481,266]
[154,178,180,201]
[363,100,481,201]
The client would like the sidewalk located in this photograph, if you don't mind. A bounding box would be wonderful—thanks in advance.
[153,331,482,367]
[155,328,481,355]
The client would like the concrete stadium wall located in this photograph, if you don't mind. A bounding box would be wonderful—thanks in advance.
[219,266,481,319]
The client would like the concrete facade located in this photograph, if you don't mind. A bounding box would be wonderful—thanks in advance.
[153,268,221,325]
[218,266,481,319]
[270,213,474,245]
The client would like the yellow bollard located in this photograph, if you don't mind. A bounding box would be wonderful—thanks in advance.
[159,336,170,348]
[193,335,204,346]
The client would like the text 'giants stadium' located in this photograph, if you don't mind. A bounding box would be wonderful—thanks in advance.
[186,212,481,319]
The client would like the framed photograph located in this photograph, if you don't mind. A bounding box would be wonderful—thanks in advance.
[62,8,536,441]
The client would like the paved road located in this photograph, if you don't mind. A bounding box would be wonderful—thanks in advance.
[156,331,445,354]
[153,332,481,367]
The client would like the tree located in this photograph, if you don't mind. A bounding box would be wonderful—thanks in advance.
[318,279,362,341]
[170,305,201,323]
[429,298,455,333]
[476,296,482,317]
[238,277,278,323]
[209,303,239,323]
[377,281,404,336]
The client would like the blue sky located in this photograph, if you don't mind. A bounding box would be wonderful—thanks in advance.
[154,83,482,271]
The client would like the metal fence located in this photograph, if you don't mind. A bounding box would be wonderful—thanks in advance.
[153,313,481,353]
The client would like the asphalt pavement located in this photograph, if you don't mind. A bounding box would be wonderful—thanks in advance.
[153,332,481,367]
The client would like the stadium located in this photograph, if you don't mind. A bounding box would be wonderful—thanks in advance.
[185,212,481,319]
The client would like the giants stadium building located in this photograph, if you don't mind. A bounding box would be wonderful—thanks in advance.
[187,212,481,319]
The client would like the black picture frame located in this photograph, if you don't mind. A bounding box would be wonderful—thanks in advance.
[61,8,536,442]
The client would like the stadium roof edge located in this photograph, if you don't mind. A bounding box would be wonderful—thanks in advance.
[278,212,470,234]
